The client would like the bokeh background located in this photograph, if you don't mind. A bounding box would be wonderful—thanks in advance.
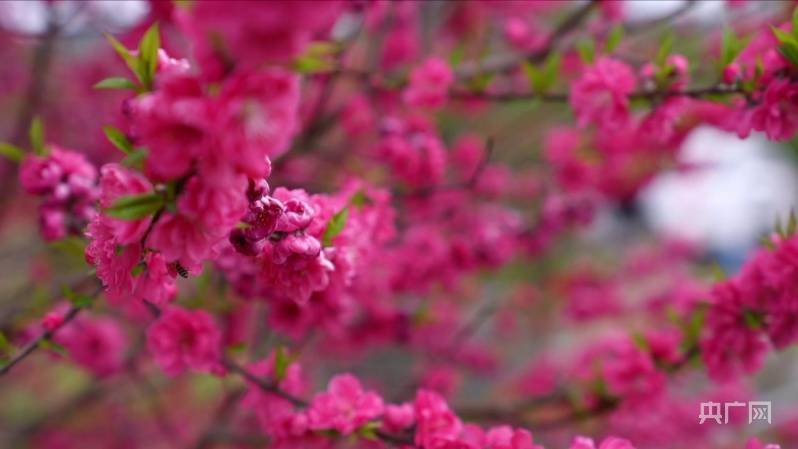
[1,1,798,448]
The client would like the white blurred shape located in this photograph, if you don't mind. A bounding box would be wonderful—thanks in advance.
[641,127,798,251]
[623,0,693,22]
[87,0,149,30]
[0,0,148,36]
[0,0,48,34]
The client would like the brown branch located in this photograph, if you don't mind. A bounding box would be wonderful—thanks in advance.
[456,1,599,80]
[451,83,747,104]
[0,279,101,377]
[221,357,308,407]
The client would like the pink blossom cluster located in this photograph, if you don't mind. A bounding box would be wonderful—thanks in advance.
[19,147,98,241]
[373,116,448,188]
[701,234,798,380]
[40,304,128,378]
[216,181,396,339]
[85,45,301,309]
[403,57,455,110]
[146,306,223,376]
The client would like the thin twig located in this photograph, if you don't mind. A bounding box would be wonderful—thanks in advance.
[405,137,495,198]
[221,357,307,407]
[456,1,599,79]
[0,278,101,376]
[451,83,747,104]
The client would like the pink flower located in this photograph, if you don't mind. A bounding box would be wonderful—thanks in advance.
[602,339,666,402]
[745,437,781,449]
[544,126,596,193]
[341,94,375,137]
[570,57,636,129]
[146,306,222,376]
[759,238,798,348]
[307,373,384,435]
[260,241,334,304]
[374,118,448,188]
[85,215,141,303]
[701,278,770,381]
[665,54,689,91]
[569,436,636,449]
[175,1,343,79]
[748,78,798,141]
[503,18,545,53]
[403,57,454,109]
[132,251,177,306]
[98,163,153,245]
[414,390,463,449]
[19,146,96,195]
[147,213,217,271]
[483,426,543,449]
[148,174,247,269]
[128,71,210,182]
[178,174,248,231]
[56,314,128,378]
[383,403,415,432]
[273,191,315,233]
[20,146,99,241]
[371,1,420,71]
[216,69,300,177]
[39,207,68,241]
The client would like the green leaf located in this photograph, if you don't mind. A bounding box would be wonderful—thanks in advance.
[357,422,381,440]
[468,72,495,92]
[577,39,595,64]
[631,332,649,351]
[540,52,561,92]
[322,208,348,247]
[743,310,764,329]
[0,331,14,358]
[350,189,372,208]
[293,55,335,74]
[122,148,148,169]
[449,43,466,67]
[304,41,339,57]
[62,286,93,308]
[273,346,290,381]
[138,23,161,87]
[655,32,674,66]
[681,305,707,350]
[103,125,134,154]
[94,77,139,91]
[226,342,246,354]
[523,53,560,93]
[131,263,145,277]
[105,193,163,220]
[522,61,539,90]
[105,33,141,79]
[29,116,45,155]
[772,26,798,46]
[49,236,87,259]
[606,25,624,52]
[792,7,798,37]
[778,42,798,69]
[39,339,67,356]
[720,28,747,68]
[0,142,24,162]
